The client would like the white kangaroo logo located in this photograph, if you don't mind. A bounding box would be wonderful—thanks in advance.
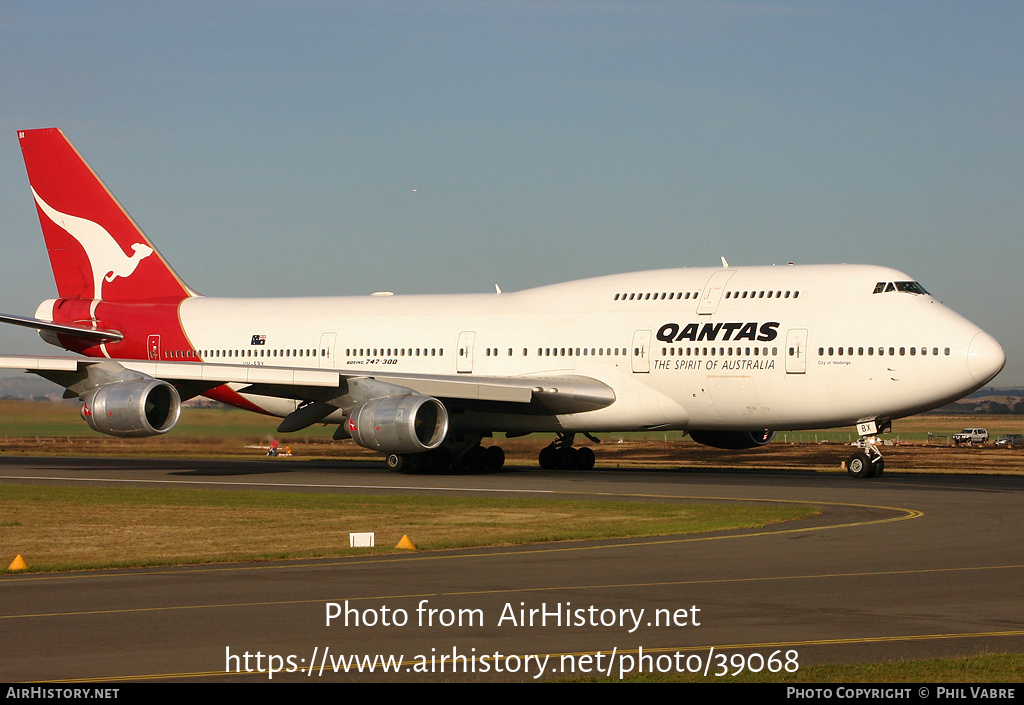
[32,187,153,300]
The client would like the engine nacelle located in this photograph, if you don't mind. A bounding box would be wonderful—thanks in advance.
[81,380,182,438]
[347,395,449,454]
[688,429,775,450]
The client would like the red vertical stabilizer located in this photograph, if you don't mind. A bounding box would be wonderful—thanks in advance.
[18,128,195,302]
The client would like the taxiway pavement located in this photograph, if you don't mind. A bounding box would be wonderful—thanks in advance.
[1,457,1022,682]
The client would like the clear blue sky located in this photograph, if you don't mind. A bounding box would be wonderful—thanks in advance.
[1,2,1022,385]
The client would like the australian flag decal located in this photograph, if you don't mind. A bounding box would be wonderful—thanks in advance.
[251,334,267,346]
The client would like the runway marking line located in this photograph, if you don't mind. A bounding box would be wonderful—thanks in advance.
[2,563,1022,620]
[0,473,560,494]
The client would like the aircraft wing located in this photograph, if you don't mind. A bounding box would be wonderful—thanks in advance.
[0,355,615,415]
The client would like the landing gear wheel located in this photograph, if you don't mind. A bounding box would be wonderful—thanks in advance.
[575,446,595,470]
[387,453,427,474]
[538,445,558,470]
[539,433,599,471]
[848,427,886,479]
[427,447,452,473]
[557,446,579,470]
[846,451,872,478]
[485,445,505,471]
[870,457,884,478]
[449,445,486,474]
[404,453,424,474]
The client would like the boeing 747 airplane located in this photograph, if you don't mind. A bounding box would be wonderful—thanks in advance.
[0,128,1006,477]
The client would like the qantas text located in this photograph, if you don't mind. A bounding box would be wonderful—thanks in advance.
[656,321,780,344]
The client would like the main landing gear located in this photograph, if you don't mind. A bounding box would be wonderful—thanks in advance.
[386,432,601,473]
[538,433,597,471]
[386,438,506,474]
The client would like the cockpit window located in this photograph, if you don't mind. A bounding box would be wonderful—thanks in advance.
[895,281,929,295]
[873,281,930,295]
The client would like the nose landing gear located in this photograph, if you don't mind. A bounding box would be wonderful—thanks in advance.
[845,420,888,478]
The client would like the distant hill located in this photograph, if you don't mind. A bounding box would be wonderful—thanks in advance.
[0,374,225,407]
[934,387,1024,415]
[0,374,66,402]
[963,387,1024,398]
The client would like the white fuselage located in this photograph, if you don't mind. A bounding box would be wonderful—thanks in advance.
[169,263,1004,435]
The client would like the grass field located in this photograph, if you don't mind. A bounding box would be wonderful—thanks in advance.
[0,483,816,572]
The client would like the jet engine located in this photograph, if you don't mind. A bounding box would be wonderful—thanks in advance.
[688,429,775,450]
[347,394,449,454]
[81,380,182,438]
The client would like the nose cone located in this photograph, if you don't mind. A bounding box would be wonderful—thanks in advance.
[968,331,1005,384]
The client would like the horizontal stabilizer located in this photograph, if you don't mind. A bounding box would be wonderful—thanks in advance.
[0,313,123,342]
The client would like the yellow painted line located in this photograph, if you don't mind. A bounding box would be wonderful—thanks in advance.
[3,563,1022,621]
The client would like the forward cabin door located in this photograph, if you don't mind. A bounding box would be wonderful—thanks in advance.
[631,329,651,373]
[319,332,336,369]
[786,329,808,374]
[457,331,475,373]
